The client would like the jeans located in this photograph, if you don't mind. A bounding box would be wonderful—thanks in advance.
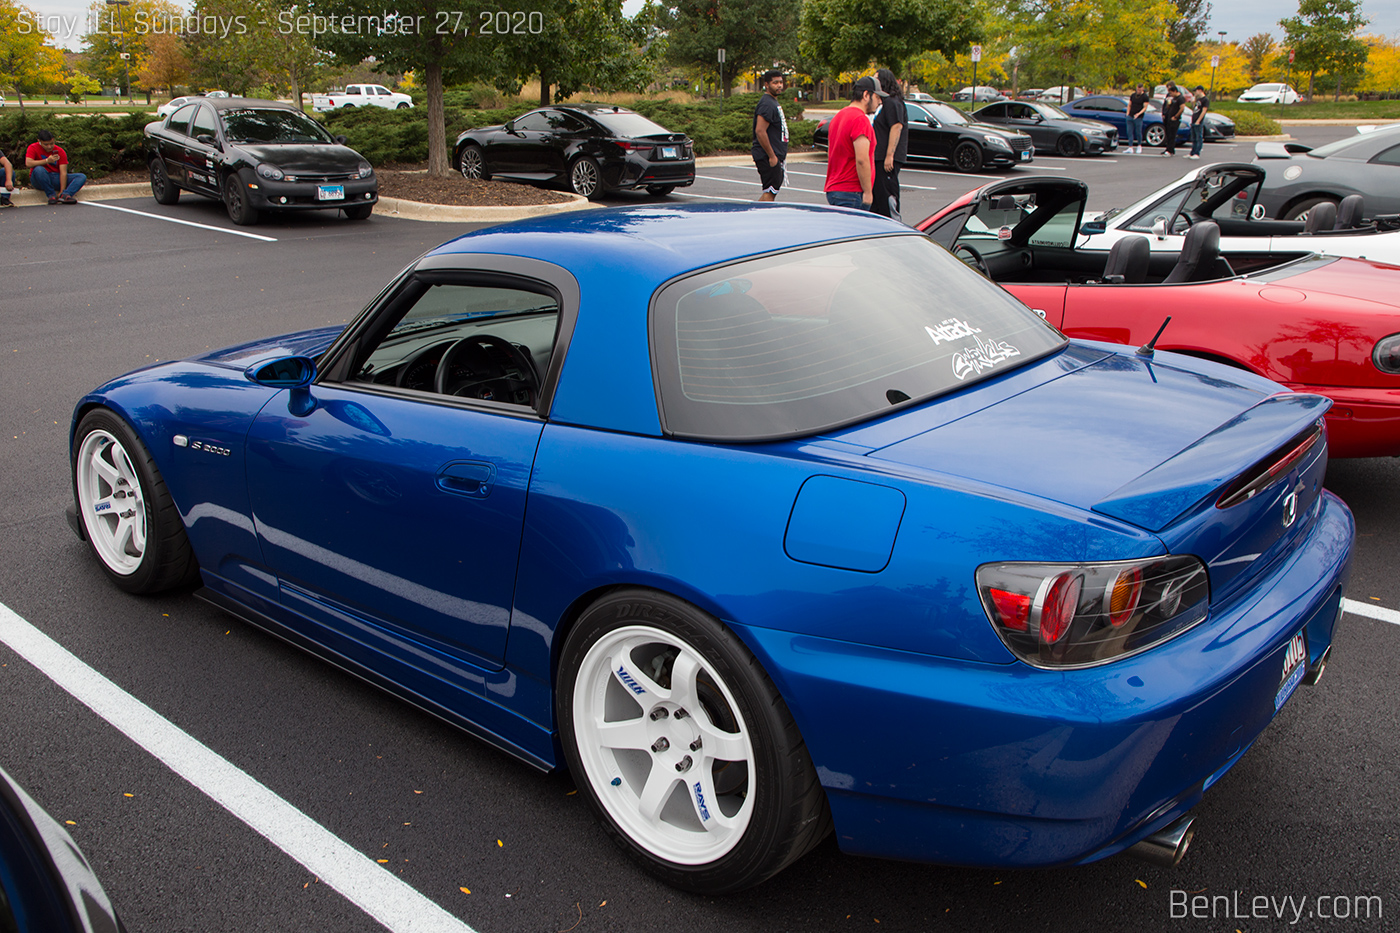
[825,190,869,210]
[1190,122,1205,156]
[1127,115,1143,147]
[31,169,86,199]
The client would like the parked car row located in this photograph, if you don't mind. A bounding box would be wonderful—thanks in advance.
[814,98,1035,172]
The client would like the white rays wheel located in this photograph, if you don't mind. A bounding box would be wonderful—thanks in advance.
[72,409,198,594]
[76,428,146,575]
[558,590,831,892]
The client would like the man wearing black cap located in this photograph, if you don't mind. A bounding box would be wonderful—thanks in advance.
[823,76,885,210]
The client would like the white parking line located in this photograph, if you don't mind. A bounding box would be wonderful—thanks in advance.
[694,174,828,195]
[81,201,279,242]
[1342,598,1400,626]
[780,168,939,192]
[0,600,476,933]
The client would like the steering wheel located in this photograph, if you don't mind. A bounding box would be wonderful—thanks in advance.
[434,334,539,405]
[1172,210,1195,234]
[953,243,991,276]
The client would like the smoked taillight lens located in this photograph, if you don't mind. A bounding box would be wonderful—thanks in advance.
[978,556,1209,668]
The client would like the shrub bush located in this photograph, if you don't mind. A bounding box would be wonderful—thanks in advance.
[321,104,536,164]
[1217,110,1282,135]
[0,111,150,180]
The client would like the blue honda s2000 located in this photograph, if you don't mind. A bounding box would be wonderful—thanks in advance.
[68,205,1352,892]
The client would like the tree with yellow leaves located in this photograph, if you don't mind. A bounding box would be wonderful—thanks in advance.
[0,0,66,110]
[136,33,189,97]
[1178,42,1252,97]
[1357,35,1400,96]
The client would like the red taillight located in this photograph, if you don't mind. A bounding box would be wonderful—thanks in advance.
[1039,573,1082,644]
[1107,567,1143,627]
[615,140,652,151]
[990,588,1031,631]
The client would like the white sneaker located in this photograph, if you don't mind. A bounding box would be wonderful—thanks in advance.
[1136,146,1143,154]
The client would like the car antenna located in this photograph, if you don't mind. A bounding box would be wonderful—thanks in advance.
[1137,316,1171,358]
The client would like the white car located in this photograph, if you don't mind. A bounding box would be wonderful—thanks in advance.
[1237,83,1300,104]
[1078,161,1400,265]
[156,95,202,118]
[1037,86,1088,103]
[312,84,414,112]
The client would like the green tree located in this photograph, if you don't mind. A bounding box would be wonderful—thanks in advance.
[1005,0,1176,93]
[799,0,983,77]
[1166,0,1210,73]
[135,32,188,96]
[66,71,104,103]
[660,0,798,97]
[1,0,66,110]
[1280,0,1368,101]
[1240,32,1274,84]
[80,0,185,97]
[504,0,661,105]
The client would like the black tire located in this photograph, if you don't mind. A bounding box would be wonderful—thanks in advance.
[646,185,676,197]
[149,158,179,204]
[458,144,489,181]
[223,172,260,226]
[396,102,410,109]
[952,142,983,173]
[343,203,373,220]
[1283,196,1339,222]
[1056,134,1083,157]
[71,409,199,594]
[1145,124,1166,147]
[557,589,831,893]
[570,156,604,198]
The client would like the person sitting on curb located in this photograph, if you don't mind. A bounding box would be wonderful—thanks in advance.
[26,130,86,205]
[0,148,13,207]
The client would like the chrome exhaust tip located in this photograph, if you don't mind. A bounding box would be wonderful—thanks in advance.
[1127,815,1195,867]
[1305,645,1332,686]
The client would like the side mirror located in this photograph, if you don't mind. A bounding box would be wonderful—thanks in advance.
[248,355,318,416]
[1080,219,1106,235]
[505,121,518,135]
[195,133,220,149]
[1151,217,1168,240]
[333,134,348,146]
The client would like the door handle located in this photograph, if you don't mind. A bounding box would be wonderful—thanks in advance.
[437,460,495,498]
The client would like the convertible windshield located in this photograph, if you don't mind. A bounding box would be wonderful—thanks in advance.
[651,235,1065,440]
[221,109,334,144]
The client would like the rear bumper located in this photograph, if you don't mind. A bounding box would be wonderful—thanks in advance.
[1289,385,1400,458]
[732,491,1353,868]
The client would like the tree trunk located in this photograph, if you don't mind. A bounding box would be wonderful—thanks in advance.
[722,72,732,97]
[539,71,550,106]
[290,72,302,111]
[1334,73,1341,102]
[427,62,448,176]
[1307,70,1315,102]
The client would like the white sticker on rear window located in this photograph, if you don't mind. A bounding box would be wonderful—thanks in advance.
[925,318,983,345]
[952,336,1022,380]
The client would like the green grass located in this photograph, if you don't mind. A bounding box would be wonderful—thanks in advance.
[1223,99,1400,119]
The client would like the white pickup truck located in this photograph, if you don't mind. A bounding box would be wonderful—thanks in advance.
[311,84,414,112]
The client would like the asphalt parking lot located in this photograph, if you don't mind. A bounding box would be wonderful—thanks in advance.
[1,133,1397,933]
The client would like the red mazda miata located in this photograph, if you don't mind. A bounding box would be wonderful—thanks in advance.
[918,175,1400,458]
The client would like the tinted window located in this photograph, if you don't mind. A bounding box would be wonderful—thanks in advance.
[373,86,391,95]
[924,102,970,125]
[168,103,199,135]
[979,104,1007,119]
[1374,145,1400,166]
[514,111,553,132]
[1033,103,1069,119]
[221,109,332,143]
[346,86,363,95]
[905,103,930,125]
[544,111,588,132]
[589,110,674,138]
[190,106,217,140]
[651,236,1065,440]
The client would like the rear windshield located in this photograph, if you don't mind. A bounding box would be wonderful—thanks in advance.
[222,109,333,144]
[651,235,1066,441]
[589,110,673,138]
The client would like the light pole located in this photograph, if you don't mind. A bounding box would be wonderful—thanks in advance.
[105,0,131,104]
[1210,30,1226,100]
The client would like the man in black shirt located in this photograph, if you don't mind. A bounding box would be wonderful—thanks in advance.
[1187,85,1209,159]
[872,68,907,219]
[752,70,789,201]
[1160,84,1184,157]
[1127,83,1149,154]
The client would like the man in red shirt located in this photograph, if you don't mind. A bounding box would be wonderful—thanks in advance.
[26,130,86,205]
[824,76,885,210]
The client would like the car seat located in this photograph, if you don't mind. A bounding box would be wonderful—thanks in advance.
[1162,221,1221,284]
[1101,235,1151,284]
[1303,201,1337,234]
[1335,195,1365,230]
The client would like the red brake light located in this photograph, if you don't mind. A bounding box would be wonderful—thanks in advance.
[1039,574,1082,644]
[990,588,1031,631]
[616,140,651,151]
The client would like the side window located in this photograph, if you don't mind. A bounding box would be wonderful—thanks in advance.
[1372,145,1400,166]
[190,106,217,140]
[353,282,560,407]
[514,112,552,132]
[168,103,199,135]
[545,111,586,132]
[346,86,362,95]
[1124,185,1192,233]
[1102,98,1127,112]
[979,104,1004,119]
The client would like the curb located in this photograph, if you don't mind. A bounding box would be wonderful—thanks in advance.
[375,192,591,222]
[1233,134,1294,141]
[6,182,149,206]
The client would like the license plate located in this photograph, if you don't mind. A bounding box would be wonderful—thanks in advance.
[660,146,679,160]
[1274,630,1308,711]
[317,185,344,201]
[1020,150,1032,161]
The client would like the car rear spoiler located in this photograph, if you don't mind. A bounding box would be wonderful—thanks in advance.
[1254,141,1312,159]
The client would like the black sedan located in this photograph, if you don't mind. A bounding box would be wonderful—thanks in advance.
[144,98,377,226]
[454,104,695,199]
[1254,125,1400,220]
[815,99,1033,173]
[972,100,1118,155]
